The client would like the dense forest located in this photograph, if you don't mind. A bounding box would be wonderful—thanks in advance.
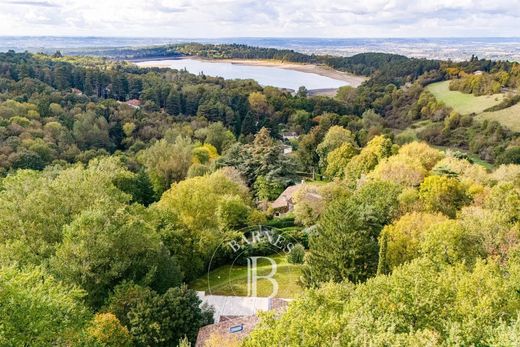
[0,45,519,346]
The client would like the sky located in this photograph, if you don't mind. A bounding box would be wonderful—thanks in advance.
[0,0,519,38]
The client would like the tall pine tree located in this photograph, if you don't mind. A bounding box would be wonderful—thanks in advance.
[302,181,401,287]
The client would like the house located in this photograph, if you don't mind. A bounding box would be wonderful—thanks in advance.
[196,315,259,346]
[271,183,323,215]
[195,292,289,347]
[270,183,303,214]
[282,144,293,155]
[474,70,484,76]
[282,131,298,141]
[71,88,83,95]
[124,99,141,109]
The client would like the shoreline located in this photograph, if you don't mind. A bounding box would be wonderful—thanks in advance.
[133,56,367,88]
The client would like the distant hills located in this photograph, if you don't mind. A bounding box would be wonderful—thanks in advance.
[1,36,520,61]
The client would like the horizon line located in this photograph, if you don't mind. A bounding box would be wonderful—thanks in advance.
[1,35,520,40]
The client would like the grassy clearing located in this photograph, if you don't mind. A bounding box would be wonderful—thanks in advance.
[426,81,506,115]
[189,254,304,298]
[475,102,520,132]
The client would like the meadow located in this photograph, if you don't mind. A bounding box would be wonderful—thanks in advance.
[189,254,304,298]
[425,81,506,115]
[475,102,520,132]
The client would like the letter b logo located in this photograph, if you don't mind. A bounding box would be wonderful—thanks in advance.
[247,256,278,297]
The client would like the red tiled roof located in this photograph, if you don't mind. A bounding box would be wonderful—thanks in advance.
[125,99,141,107]
[271,183,303,209]
[195,315,259,347]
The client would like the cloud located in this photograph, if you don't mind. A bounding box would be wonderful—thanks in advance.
[4,0,58,7]
[0,0,519,37]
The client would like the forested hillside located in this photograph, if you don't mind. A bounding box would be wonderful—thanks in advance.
[0,47,519,346]
[244,139,520,346]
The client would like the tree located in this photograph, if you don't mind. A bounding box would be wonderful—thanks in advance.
[316,125,355,170]
[157,169,251,232]
[192,146,211,164]
[195,122,235,154]
[459,206,517,260]
[303,181,401,287]
[73,111,112,150]
[419,175,470,218]
[288,109,312,134]
[155,170,252,279]
[0,157,134,266]
[419,220,484,266]
[104,282,153,328]
[86,313,133,347]
[324,142,358,179]
[368,155,427,187]
[128,285,213,346]
[216,195,252,230]
[335,85,357,104]
[398,142,445,170]
[165,88,181,115]
[297,127,321,171]
[344,135,393,183]
[221,127,298,198]
[138,137,194,196]
[113,169,156,206]
[497,147,520,165]
[246,258,520,346]
[296,86,308,97]
[287,243,305,264]
[486,182,520,222]
[377,212,447,274]
[248,92,271,117]
[51,205,181,308]
[0,266,89,346]
[253,175,284,201]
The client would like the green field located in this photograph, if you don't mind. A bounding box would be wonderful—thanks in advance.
[426,81,506,115]
[475,102,520,132]
[189,254,304,298]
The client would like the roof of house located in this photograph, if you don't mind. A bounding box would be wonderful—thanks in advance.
[125,99,141,107]
[271,183,324,210]
[195,297,289,347]
[196,315,259,347]
[271,183,303,210]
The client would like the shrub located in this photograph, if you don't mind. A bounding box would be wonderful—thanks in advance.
[287,243,305,264]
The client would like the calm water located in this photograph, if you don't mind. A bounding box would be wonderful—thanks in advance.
[152,59,348,91]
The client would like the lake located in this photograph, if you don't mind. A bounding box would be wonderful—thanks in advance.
[146,58,349,91]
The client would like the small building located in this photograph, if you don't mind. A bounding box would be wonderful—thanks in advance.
[124,99,141,109]
[271,183,323,216]
[196,315,259,346]
[270,183,303,214]
[474,70,484,76]
[282,131,298,141]
[195,292,289,347]
[71,88,83,95]
[282,144,293,155]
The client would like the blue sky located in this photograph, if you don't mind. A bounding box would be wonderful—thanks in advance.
[0,0,519,37]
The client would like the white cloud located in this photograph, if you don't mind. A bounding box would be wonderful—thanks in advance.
[0,0,519,37]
